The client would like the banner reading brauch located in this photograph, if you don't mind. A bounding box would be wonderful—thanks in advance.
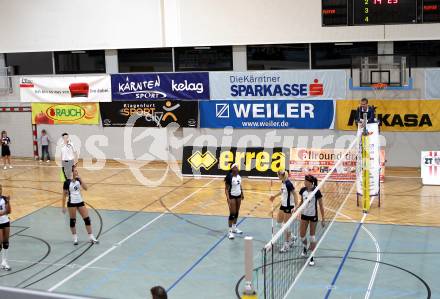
[20,76,111,102]
[111,73,209,101]
[209,70,346,100]
[199,99,335,129]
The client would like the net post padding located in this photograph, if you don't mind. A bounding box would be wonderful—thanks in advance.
[264,134,361,251]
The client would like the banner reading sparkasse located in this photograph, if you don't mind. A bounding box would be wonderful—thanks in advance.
[31,103,100,125]
[209,70,346,100]
[289,147,385,182]
[337,99,440,131]
[20,76,111,103]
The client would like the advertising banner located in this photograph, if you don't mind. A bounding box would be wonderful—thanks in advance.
[99,100,198,127]
[209,70,346,100]
[182,146,287,177]
[337,99,440,131]
[200,99,334,129]
[421,151,440,185]
[20,76,111,103]
[31,103,100,125]
[111,73,209,101]
[289,147,385,182]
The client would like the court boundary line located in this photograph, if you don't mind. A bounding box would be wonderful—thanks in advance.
[47,178,217,292]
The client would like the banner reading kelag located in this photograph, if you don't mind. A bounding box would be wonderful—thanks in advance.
[100,101,198,127]
[337,100,440,131]
[31,103,100,125]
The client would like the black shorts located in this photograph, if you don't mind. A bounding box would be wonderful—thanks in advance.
[229,195,242,200]
[301,214,318,222]
[0,222,10,229]
[1,146,10,157]
[67,201,85,208]
[280,206,295,214]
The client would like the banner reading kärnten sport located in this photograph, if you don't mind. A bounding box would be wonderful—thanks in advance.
[337,100,440,131]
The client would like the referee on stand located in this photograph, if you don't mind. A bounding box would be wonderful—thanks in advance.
[60,133,78,180]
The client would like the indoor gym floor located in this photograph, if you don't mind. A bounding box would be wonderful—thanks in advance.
[0,159,438,299]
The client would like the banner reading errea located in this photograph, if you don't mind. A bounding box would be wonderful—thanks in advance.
[209,70,346,100]
[20,76,111,103]
[31,103,100,125]
[337,100,440,131]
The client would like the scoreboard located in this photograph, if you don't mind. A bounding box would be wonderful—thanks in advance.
[322,0,440,26]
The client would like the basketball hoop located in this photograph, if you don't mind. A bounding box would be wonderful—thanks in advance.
[371,82,388,100]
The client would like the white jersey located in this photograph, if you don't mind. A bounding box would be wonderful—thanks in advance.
[299,187,323,217]
[63,179,84,204]
[0,196,10,224]
[61,143,76,161]
[225,173,242,197]
[280,180,295,207]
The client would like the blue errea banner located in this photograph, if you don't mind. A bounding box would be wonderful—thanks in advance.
[111,73,210,101]
[199,99,335,129]
[209,70,346,100]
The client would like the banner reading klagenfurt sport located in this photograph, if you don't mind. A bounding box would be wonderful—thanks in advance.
[100,101,198,127]
[111,73,210,101]
[31,103,100,125]
[20,76,111,103]
[289,147,385,182]
[209,70,346,100]
[356,123,383,196]
[199,99,335,129]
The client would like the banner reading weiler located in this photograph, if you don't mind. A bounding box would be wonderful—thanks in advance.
[31,103,100,125]
[100,100,198,127]
[337,100,440,131]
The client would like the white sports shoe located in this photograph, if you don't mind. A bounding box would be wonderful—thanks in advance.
[279,242,290,253]
[89,236,99,244]
[46,160,50,163]
[301,247,308,257]
[8,165,12,169]
[1,261,11,271]
[228,232,235,240]
[3,166,6,170]
[309,257,315,266]
[233,227,243,234]
[73,237,78,245]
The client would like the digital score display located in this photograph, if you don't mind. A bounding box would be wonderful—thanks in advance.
[322,0,440,25]
[353,0,417,25]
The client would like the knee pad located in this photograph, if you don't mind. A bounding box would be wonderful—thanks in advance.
[228,213,235,221]
[2,241,9,249]
[310,235,316,243]
[83,217,91,226]
[70,218,76,228]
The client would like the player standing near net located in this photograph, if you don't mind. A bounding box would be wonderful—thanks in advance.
[0,184,11,271]
[269,170,299,253]
[299,175,325,266]
[224,164,244,240]
[62,165,98,245]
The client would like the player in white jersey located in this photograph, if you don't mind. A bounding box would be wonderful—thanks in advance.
[270,170,299,253]
[62,166,98,245]
[299,175,325,266]
[0,184,11,270]
[224,164,244,240]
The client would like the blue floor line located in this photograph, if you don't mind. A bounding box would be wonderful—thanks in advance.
[167,217,247,293]
[324,221,364,299]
